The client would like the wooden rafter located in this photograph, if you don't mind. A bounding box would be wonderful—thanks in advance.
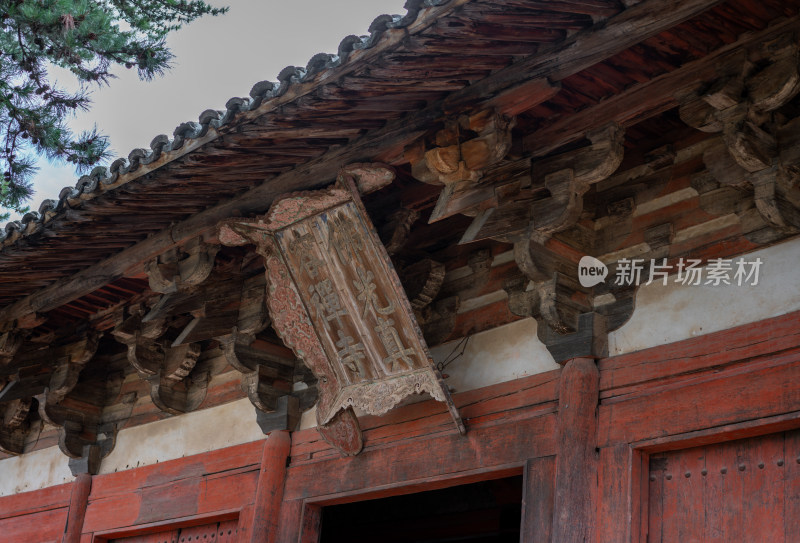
[0,0,732,328]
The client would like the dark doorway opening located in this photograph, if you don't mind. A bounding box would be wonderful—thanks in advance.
[319,475,523,543]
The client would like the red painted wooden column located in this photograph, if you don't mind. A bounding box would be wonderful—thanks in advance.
[249,430,292,543]
[62,472,92,543]
[552,357,599,543]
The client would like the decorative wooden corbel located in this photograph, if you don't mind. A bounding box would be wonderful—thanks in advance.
[511,239,593,335]
[461,122,625,244]
[0,398,38,455]
[398,258,450,346]
[222,332,295,413]
[113,310,167,377]
[33,336,128,473]
[399,259,446,311]
[406,110,515,222]
[0,329,23,366]
[503,237,639,363]
[382,208,421,255]
[456,123,624,348]
[45,334,100,404]
[112,312,207,415]
[679,34,800,234]
[449,123,626,362]
[38,371,128,475]
[218,163,464,456]
[417,296,460,347]
[215,274,297,423]
[145,238,220,294]
[405,249,489,347]
[148,343,206,415]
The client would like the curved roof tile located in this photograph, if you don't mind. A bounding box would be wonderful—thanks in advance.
[0,0,454,243]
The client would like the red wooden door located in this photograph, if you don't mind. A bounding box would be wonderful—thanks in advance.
[647,429,800,542]
[109,519,238,543]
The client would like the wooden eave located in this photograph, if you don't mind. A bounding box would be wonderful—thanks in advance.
[2,0,800,463]
[4,0,788,311]
[0,0,605,306]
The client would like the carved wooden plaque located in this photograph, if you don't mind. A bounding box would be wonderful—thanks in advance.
[219,165,464,455]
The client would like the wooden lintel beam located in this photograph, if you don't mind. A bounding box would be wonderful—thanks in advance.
[524,15,800,157]
[0,0,745,325]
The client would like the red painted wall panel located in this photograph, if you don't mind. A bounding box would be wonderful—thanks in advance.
[1,311,800,543]
[0,506,68,543]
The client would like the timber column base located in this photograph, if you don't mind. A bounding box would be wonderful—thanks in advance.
[552,357,599,543]
[62,472,92,543]
[248,430,292,543]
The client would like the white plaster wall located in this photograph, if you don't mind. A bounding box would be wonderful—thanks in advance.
[0,397,267,496]
[429,317,559,394]
[9,234,794,494]
[0,445,74,497]
[609,236,800,355]
[99,397,265,474]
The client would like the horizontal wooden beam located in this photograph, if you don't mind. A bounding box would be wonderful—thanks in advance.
[443,0,726,114]
[0,0,730,325]
[524,14,800,157]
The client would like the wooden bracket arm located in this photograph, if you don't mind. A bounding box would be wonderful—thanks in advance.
[0,330,24,366]
[337,163,395,195]
[221,331,295,413]
[149,346,206,415]
[461,122,624,245]
[112,313,207,415]
[0,398,37,455]
[45,333,100,405]
[406,110,516,222]
[145,240,220,294]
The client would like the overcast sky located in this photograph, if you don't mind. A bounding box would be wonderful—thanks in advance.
[15,0,404,220]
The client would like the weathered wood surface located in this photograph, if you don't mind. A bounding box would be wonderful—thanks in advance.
[82,441,261,535]
[521,456,556,543]
[0,0,751,327]
[599,309,800,398]
[647,430,800,542]
[112,313,207,416]
[599,335,800,448]
[3,120,794,460]
[678,32,800,233]
[406,109,515,222]
[0,398,36,455]
[595,443,644,543]
[0,481,73,520]
[2,308,800,542]
[62,472,92,543]
[248,430,291,543]
[460,122,624,243]
[524,15,800,157]
[219,170,463,454]
[443,0,727,114]
[0,504,69,543]
[552,358,599,543]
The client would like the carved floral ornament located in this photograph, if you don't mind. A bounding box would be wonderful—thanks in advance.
[218,164,465,456]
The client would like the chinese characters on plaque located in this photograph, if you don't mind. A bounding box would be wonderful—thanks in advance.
[218,165,464,456]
